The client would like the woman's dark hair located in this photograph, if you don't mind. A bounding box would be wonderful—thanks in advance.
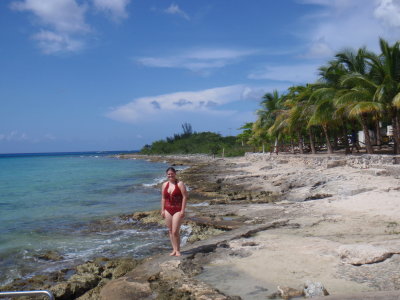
[166,167,177,173]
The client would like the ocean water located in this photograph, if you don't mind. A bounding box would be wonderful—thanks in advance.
[0,152,173,286]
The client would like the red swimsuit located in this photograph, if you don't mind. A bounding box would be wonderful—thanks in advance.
[164,181,183,216]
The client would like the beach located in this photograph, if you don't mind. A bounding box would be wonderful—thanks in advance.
[3,152,400,299]
[96,153,400,300]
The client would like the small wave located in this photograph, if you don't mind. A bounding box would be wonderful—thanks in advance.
[175,166,189,171]
[142,176,165,187]
[96,228,139,236]
[1,268,22,286]
[112,217,137,225]
[189,202,209,207]
[180,224,192,245]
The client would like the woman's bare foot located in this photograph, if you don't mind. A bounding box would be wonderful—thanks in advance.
[169,251,176,256]
[175,251,181,256]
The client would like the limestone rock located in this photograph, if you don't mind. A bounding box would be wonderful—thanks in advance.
[304,281,329,297]
[131,210,164,225]
[76,279,110,300]
[50,282,74,300]
[326,160,346,168]
[275,286,304,299]
[34,250,64,261]
[338,244,393,265]
[99,278,152,300]
[69,273,101,288]
[76,261,103,276]
[112,259,140,279]
[159,260,185,281]
[50,272,101,299]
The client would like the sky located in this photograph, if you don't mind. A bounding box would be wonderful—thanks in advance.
[1,0,400,153]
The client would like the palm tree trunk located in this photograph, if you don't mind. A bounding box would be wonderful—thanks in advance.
[391,115,397,154]
[342,123,350,154]
[333,132,338,150]
[393,111,400,154]
[322,124,333,154]
[297,130,304,154]
[375,119,382,149]
[308,129,316,154]
[361,114,374,154]
[274,138,279,155]
[290,137,295,154]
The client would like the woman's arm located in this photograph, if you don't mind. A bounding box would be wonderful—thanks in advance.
[179,181,188,218]
[161,182,166,218]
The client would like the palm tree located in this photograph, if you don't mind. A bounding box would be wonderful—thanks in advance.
[284,84,317,154]
[309,61,347,154]
[336,75,383,154]
[255,90,284,153]
[334,47,382,154]
[237,122,253,147]
[366,38,400,154]
[247,38,400,155]
[335,47,370,75]
[267,96,292,152]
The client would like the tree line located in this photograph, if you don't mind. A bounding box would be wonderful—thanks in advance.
[140,123,248,157]
[241,38,400,155]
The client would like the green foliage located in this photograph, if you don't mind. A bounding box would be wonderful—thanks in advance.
[244,38,400,154]
[140,131,246,157]
[181,122,193,136]
[236,122,253,145]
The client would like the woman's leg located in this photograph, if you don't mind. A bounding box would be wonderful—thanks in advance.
[164,211,176,255]
[171,212,183,256]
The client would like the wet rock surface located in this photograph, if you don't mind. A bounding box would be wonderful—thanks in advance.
[34,250,64,262]
[0,257,141,300]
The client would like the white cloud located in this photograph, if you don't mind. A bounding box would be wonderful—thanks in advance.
[10,0,130,54]
[136,48,258,73]
[302,37,334,59]
[0,131,57,144]
[374,0,400,27]
[106,85,263,124]
[92,0,130,21]
[32,30,84,54]
[11,0,90,33]
[10,0,89,54]
[248,63,320,84]
[164,3,190,20]
[298,0,400,59]
[0,131,29,142]
[297,0,358,9]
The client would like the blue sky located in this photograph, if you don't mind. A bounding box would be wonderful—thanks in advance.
[1,0,399,153]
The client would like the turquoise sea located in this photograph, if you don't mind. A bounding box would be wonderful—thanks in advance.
[0,152,174,286]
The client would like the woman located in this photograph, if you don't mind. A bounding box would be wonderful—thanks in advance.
[161,167,188,256]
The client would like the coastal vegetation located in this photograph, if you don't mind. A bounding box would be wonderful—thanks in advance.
[140,123,248,157]
[243,38,400,155]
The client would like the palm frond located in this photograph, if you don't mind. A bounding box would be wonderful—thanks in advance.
[348,102,384,117]
[393,91,400,108]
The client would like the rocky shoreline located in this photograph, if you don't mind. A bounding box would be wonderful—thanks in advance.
[3,153,400,299]
[100,153,400,300]
[0,154,253,299]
